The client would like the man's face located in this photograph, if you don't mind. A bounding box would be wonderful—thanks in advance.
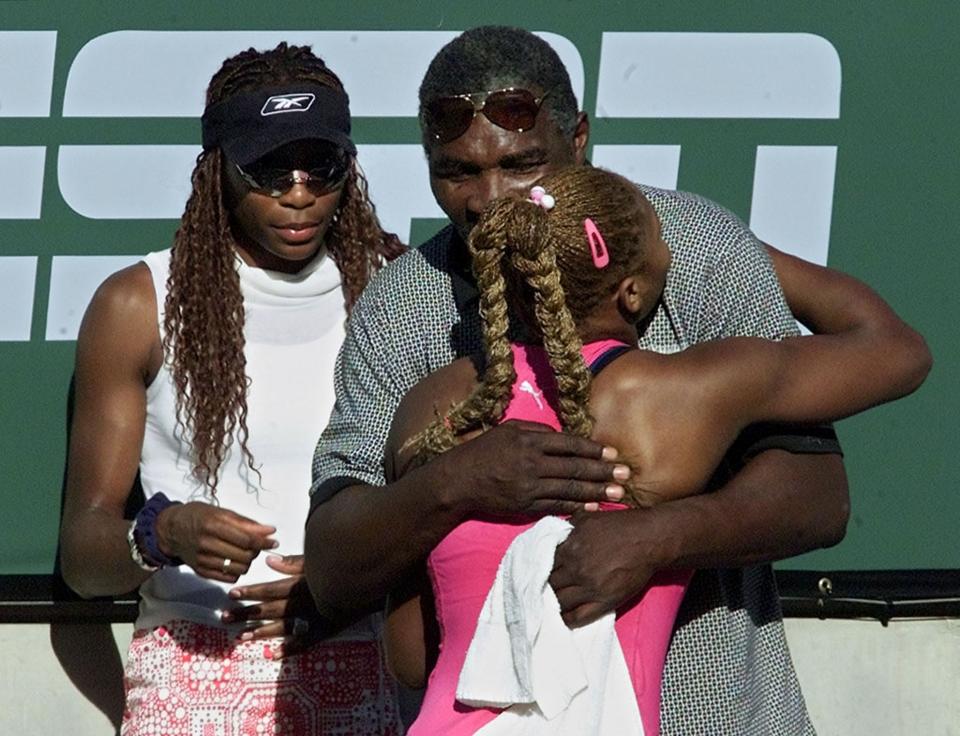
[426,100,588,242]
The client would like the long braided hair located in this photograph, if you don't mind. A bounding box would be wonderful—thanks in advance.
[164,43,403,496]
[414,166,655,460]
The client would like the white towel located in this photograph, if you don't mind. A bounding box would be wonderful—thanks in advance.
[457,516,644,735]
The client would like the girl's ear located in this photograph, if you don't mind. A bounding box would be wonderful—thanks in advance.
[616,275,646,318]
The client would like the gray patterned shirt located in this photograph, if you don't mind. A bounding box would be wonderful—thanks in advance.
[311,185,817,735]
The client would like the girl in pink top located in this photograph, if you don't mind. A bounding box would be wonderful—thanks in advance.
[383,166,930,734]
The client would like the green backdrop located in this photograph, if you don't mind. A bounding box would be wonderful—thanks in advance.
[0,1,956,575]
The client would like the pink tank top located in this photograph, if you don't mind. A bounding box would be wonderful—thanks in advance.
[407,341,691,736]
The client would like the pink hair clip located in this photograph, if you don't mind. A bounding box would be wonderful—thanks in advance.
[584,218,609,268]
[528,185,555,211]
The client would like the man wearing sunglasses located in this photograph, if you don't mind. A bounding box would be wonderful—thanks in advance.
[306,25,843,735]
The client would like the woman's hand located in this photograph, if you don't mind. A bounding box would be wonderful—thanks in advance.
[221,554,322,659]
[155,501,277,583]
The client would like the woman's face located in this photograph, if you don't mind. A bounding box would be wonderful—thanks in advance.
[224,139,348,273]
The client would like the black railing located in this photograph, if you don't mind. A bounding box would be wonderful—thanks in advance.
[0,575,137,624]
[776,569,960,623]
[3,570,959,625]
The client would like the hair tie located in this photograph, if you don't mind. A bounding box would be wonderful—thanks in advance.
[584,218,609,268]
[528,185,555,211]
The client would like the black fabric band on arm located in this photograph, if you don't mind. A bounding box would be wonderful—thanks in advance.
[729,423,842,469]
[308,475,365,522]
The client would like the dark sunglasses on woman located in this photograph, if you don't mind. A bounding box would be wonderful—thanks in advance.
[424,87,551,144]
[235,148,351,198]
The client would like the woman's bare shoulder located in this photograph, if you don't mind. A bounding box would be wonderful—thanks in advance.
[83,261,156,328]
[76,261,160,381]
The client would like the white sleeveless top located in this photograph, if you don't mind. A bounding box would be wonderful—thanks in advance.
[136,248,369,637]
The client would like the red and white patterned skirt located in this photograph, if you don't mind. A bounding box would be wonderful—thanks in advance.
[122,619,400,736]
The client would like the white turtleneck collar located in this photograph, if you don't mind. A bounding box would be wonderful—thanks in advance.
[235,247,343,303]
[235,248,347,344]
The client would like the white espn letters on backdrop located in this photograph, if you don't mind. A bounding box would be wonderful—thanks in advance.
[0,30,840,342]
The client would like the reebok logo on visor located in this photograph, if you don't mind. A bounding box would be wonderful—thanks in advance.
[260,93,316,115]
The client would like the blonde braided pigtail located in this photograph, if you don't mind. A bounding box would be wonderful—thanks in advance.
[411,199,529,461]
[509,228,594,439]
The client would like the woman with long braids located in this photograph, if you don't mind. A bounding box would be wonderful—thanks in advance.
[60,44,402,735]
[383,166,930,735]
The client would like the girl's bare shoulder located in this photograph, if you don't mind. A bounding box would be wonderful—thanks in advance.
[589,349,683,403]
[588,342,771,502]
[386,357,480,480]
[390,358,478,439]
[592,340,762,403]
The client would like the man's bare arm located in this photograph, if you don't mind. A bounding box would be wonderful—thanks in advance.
[550,450,846,626]
[305,419,625,623]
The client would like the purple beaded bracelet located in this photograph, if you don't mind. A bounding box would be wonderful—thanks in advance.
[131,492,184,568]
